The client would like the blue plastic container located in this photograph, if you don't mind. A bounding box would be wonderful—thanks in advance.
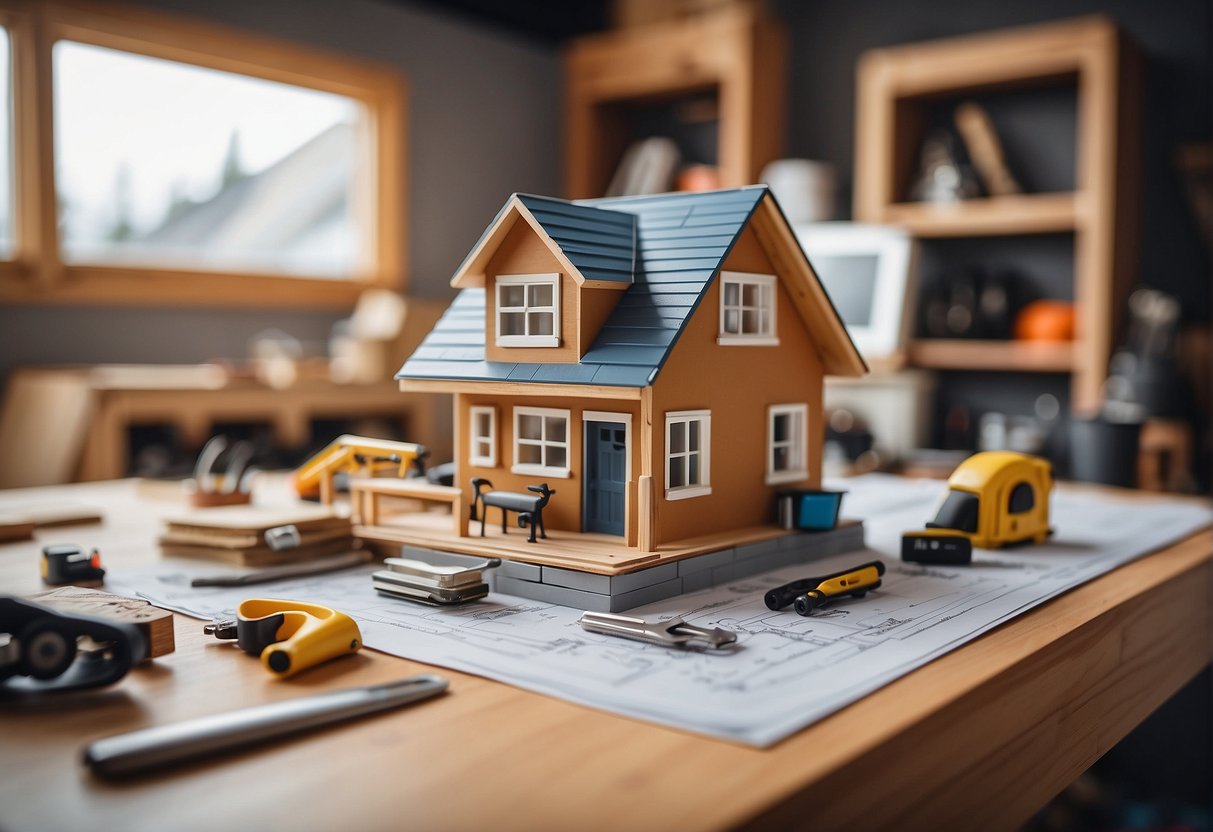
[778,490,845,531]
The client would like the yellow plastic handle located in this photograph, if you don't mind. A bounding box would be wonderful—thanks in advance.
[236,599,362,678]
[815,565,883,598]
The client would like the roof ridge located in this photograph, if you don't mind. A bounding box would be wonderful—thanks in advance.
[575,185,769,207]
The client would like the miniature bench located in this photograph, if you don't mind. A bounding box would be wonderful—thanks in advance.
[470,479,555,544]
[348,477,464,536]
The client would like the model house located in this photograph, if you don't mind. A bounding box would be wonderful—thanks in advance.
[397,187,866,556]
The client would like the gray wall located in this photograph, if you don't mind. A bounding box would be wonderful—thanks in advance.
[0,0,561,377]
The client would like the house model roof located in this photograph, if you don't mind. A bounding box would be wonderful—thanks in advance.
[398,187,865,388]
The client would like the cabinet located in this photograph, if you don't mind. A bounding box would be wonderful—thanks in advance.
[564,6,786,199]
[854,16,1142,411]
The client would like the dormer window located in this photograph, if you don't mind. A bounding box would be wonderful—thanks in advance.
[718,271,778,345]
[496,273,560,347]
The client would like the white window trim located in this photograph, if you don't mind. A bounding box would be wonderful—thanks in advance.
[468,405,497,468]
[664,410,711,501]
[582,411,633,486]
[717,271,779,346]
[767,403,809,485]
[496,273,561,348]
[512,406,572,478]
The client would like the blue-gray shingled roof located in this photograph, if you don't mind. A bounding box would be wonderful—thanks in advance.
[399,187,768,388]
[515,194,635,285]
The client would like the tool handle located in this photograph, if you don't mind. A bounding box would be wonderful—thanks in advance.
[83,674,448,778]
[765,561,886,611]
[764,579,819,611]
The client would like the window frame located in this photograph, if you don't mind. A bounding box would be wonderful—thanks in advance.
[664,409,711,501]
[717,271,778,346]
[0,0,406,308]
[766,403,808,485]
[495,273,561,348]
[512,405,571,478]
[468,405,497,468]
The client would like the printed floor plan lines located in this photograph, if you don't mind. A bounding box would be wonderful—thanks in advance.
[110,476,1211,747]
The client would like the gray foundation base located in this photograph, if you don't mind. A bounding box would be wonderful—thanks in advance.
[396,522,866,612]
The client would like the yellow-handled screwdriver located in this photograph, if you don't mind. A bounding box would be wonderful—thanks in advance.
[764,561,886,616]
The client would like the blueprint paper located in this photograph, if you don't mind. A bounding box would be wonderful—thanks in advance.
[108,476,1211,747]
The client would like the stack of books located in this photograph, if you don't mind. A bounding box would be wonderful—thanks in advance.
[159,506,353,566]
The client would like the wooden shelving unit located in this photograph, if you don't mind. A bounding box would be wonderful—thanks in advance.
[854,16,1142,410]
[882,192,1081,237]
[564,7,786,199]
[908,339,1075,373]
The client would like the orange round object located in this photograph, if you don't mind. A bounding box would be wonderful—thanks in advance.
[676,165,722,192]
[1015,300,1076,342]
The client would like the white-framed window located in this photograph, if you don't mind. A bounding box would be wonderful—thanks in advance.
[496,273,560,347]
[767,403,808,485]
[718,271,778,345]
[512,406,571,477]
[468,405,497,467]
[665,410,711,500]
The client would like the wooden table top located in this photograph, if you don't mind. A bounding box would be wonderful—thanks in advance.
[1,479,1209,832]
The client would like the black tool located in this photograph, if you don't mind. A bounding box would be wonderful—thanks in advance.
[764,561,886,615]
[1,596,146,694]
[902,534,972,565]
[42,544,106,586]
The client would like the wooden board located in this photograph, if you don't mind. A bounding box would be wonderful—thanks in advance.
[159,538,355,568]
[1,503,104,527]
[162,505,350,535]
[28,585,175,659]
[0,517,36,542]
[160,524,352,551]
[0,504,103,543]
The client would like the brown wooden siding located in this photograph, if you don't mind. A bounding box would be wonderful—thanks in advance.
[648,223,824,546]
[455,392,641,545]
[483,221,626,365]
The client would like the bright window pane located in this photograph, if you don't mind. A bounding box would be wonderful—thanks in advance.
[0,28,11,259]
[53,41,366,277]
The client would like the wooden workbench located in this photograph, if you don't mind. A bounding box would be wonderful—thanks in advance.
[0,479,1209,831]
[0,366,452,488]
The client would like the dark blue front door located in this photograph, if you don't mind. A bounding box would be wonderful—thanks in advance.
[584,421,626,536]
